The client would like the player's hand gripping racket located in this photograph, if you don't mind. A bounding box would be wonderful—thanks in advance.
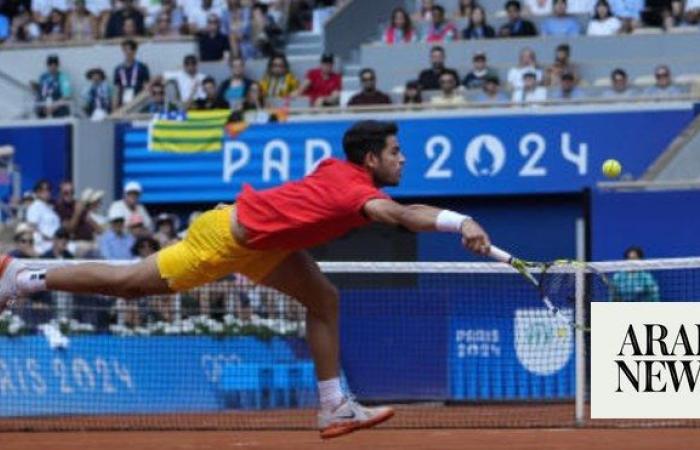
[488,245,603,332]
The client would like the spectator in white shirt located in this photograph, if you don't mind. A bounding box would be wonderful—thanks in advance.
[184,0,223,33]
[107,181,154,232]
[164,54,207,104]
[26,179,61,254]
[587,0,622,35]
[512,72,547,103]
[507,47,543,90]
[431,71,466,105]
[525,0,553,15]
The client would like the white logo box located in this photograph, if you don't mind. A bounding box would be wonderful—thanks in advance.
[592,302,700,419]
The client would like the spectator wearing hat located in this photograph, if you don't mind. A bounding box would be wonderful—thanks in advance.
[82,68,112,120]
[551,72,585,100]
[296,53,342,107]
[41,227,73,259]
[499,0,538,37]
[108,181,153,232]
[154,213,179,248]
[474,75,510,103]
[545,44,579,87]
[99,209,135,260]
[85,189,107,233]
[417,46,460,91]
[113,39,151,109]
[163,54,207,105]
[347,68,391,107]
[33,54,72,118]
[26,179,60,254]
[10,223,38,258]
[512,72,547,103]
[462,52,499,90]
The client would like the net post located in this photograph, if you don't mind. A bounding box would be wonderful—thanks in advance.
[575,218,586,426]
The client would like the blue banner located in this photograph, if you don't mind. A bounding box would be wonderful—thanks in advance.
[0,124,71,201]
[121,107,694,203]
[0,336,313,416]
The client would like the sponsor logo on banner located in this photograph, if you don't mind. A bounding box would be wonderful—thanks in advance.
[514,308,573,376]
[592,302,700,419]
[464,135,506,177]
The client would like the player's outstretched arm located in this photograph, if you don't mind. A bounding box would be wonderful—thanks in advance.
[363,199,491,256]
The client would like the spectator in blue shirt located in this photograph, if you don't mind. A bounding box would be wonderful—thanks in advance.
[99,210,135,260]
[34,54,72,118]
[0,12,9,41]
[82,68,112,120]
[551,72,585,100]
[473,75,510,104]
[601,68,639,98]
[607,0,643,30]
[610,246,660,301]
[644,65,683,97]
[541,0,582,36]
[113,39,151,109]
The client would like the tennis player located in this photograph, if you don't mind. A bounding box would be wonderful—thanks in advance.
[0,120,491,439]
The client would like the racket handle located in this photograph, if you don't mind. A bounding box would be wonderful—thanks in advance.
[489,245,513,264]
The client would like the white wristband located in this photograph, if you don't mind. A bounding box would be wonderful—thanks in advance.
[435,210,471,233]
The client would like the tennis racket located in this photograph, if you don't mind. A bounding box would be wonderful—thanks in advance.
[488,245,609,332]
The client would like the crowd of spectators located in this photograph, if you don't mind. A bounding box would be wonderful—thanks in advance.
[0,0,338,54]
[384,42,690,107]
[5,177,303,332]
[383,0,700,45]
[15,0,697,119]
[31,37,346,118]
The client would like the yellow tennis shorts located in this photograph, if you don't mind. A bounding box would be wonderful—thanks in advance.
[156,206,291,292]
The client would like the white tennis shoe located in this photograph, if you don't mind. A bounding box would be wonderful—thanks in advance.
[318,395,394,439]
[0,255,23,313]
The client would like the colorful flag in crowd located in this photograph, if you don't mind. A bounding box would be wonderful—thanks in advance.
[147,109,231,153]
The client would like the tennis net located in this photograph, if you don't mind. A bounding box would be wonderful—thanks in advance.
[1,257,699,431]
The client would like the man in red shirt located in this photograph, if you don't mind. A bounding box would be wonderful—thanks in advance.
[296,53,342,107]
[0,121,491,439]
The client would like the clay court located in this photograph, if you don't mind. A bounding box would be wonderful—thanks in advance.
[3,428,700,450]
[3,405,699,450]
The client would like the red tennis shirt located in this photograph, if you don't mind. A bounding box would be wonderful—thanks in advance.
[236,158,390,251]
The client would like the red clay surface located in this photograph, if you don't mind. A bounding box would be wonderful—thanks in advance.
[3,429,700,450]
[2,404,698,432]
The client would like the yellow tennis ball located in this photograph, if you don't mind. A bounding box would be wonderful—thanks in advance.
[602,159,622,178]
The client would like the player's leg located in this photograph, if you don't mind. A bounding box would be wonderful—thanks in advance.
[45,254,172,298]
[259,251,394,439]
[0,253,172,309]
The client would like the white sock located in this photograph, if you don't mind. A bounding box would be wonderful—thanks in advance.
[318,377,344,412]
[16,269,47,295]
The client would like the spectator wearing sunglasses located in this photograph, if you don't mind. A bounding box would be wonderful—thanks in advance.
[643,65,682,97]
[347,68,391,106]
[197,13,231,62]
[140,81,178,114]
[10,223,39,259]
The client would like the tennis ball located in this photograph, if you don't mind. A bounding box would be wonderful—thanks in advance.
[602,159,622,178]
